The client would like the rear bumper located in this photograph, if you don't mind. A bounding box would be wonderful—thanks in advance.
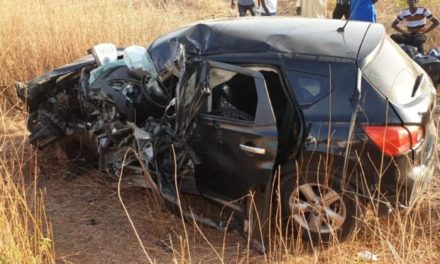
[378,121,437,214]
[406,121,437,206]
[406,163,434,206]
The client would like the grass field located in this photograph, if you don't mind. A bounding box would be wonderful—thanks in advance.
[0,0,440,263]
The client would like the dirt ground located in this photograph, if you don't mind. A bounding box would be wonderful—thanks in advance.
[37,160,264,263]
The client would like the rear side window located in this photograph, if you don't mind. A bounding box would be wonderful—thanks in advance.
[362,37,423,104]
[286,71,330,107]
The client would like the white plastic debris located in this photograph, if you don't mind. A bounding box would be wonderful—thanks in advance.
[92,43,118,66]
[357,250,380,262]
[123,45,155,73]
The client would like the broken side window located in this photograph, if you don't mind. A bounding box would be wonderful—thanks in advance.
[205,68,258,121]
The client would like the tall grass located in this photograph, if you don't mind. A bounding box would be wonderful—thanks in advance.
[0,0,440,263]
[0,0,225,87]
[0,101,54,263]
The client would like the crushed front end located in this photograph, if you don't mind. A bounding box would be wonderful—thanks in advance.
[16,43,211,212]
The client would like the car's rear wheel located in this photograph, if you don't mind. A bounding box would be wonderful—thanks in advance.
[280,164,363,244]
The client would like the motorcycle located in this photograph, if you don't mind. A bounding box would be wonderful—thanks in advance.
[399,45,440,86]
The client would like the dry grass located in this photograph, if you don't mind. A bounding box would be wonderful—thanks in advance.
[0,101,54,263]
[0,0,440,263]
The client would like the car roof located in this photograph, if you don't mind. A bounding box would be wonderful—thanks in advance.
[148,17,386,71]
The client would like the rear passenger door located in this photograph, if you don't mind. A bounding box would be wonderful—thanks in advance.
[191,61,278,200]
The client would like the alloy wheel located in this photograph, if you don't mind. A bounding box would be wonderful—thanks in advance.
[288,183,347,234]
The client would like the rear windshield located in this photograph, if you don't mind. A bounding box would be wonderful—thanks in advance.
[362,37,423,104]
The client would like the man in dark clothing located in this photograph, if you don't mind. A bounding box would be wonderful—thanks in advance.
[333,0,350,19]
[391,0,439,54]
[231,0,256,16]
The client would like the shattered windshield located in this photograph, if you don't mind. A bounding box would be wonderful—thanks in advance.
[89,46,158,85]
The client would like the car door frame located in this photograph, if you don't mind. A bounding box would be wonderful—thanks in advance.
[190,60,279,200]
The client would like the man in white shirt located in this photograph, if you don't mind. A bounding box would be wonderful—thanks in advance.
[390,0,439,54]
[296,0,327,18]
[258,0,277,16]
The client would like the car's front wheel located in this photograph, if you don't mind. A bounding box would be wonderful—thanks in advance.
[280,164,363,245]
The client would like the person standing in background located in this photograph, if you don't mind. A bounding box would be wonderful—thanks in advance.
[296,0,327,19]
[333,0,350,19]
[350,0,378,22]
[258,0,277,16]
[231,0,256,17]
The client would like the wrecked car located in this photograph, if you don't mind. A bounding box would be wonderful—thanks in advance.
[16,17,437,247]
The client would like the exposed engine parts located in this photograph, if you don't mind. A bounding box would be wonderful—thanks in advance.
[16,44,203,207]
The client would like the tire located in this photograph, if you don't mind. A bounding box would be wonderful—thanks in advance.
[280,163,363,244]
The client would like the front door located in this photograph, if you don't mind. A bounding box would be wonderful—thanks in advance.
[190,61,278,200]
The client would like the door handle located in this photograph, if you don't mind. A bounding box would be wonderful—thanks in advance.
[239,143,266,155]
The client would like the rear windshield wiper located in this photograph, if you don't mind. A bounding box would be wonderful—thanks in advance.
[411,74,424,97]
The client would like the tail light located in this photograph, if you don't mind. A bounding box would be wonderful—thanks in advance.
[363,125,424,156]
